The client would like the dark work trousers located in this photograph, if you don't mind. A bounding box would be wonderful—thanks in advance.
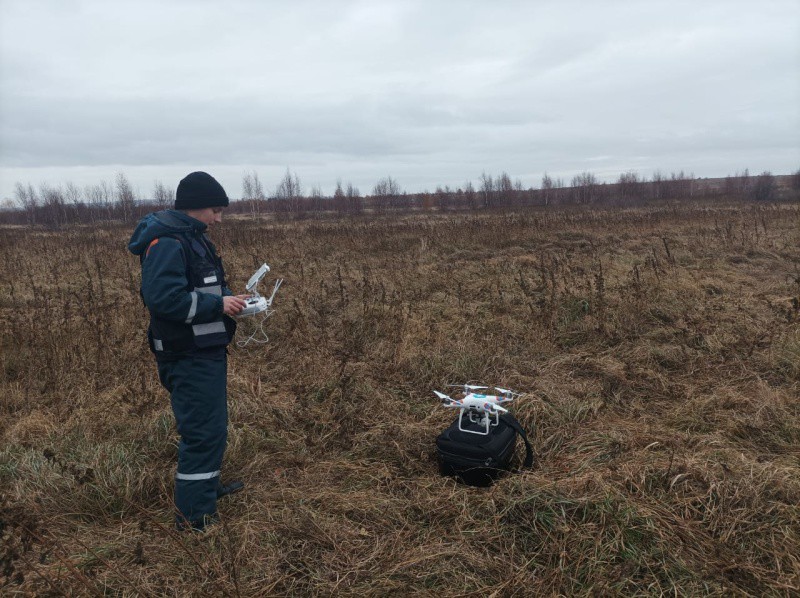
[157,355,228,526]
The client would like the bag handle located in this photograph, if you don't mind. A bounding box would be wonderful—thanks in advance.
[501,414,535,469]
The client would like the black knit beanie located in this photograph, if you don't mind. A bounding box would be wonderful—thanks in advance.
[174,171,229,210]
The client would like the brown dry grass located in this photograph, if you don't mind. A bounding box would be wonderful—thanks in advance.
[1,201,799,596]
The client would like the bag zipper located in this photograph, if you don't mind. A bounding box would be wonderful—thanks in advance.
[438,449,499,468]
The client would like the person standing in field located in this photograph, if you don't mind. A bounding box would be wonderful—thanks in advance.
[128,171,248,531]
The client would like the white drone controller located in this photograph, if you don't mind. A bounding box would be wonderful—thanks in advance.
[237,263,282,317]
[240,297,268,316]
[239,264,270,316]
[235,262,283,347]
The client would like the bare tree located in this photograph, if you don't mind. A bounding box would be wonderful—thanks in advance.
[434,185,450,211]
[739,168,750,195]
[617,171,641,203]
[496,172,514,206]
[372,176,401,212]
[276,168,303,213]
[64,181,81,205]
[479,172,495,208]
[333,180,345,198]
[333,179,362,215]
[241,173,254,200]
[275,169,302,200]
[346,182,362,214]
[541,173,554,206]
[308,185,324,212]
[153,180,174,209]
[254,172,265,200]
[14,182,39,225]
[571,171,597,204]
[667,171,693,199]
[84,181,113,221]
[333,180,347,214]
[751,171,775,202]
[241,171,266,218]
[724,169,750,197]
[242,171,265,201]
[116,172,136,222]
[39,183,67,228]
[463,180,477,209]
[651,171,665,200]
[372,176,400,197]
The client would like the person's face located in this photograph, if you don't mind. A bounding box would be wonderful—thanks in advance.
[187,207,224,227]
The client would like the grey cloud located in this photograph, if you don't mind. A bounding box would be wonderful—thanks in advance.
[0,0,798,200]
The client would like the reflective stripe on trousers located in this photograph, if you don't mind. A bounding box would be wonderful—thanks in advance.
[176,470,220,481]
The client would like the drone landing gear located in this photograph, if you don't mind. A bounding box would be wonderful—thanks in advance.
[458,408,500,436]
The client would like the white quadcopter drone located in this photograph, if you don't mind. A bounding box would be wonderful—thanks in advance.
[236,262,283,346]
[434,384,524,435]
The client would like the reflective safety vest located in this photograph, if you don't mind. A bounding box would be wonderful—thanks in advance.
[146,233,236,355]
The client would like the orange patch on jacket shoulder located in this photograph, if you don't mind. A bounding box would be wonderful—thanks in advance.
[145,238,159,257]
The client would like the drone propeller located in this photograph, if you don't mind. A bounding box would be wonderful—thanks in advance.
[434,390,459,403]
[449,384,488,391]
[495,386,523,396]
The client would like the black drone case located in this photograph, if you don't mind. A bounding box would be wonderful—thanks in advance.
[436,412,534,487]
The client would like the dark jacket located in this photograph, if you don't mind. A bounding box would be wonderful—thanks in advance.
[128,210,235,360]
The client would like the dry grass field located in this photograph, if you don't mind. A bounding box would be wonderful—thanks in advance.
[1,200,799,596]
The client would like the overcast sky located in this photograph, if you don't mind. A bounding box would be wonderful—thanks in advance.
[1,0,798,201]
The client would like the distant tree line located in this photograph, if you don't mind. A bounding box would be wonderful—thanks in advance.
[2,167,798,228]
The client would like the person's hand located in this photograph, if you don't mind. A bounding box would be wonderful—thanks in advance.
[223,295,248,316]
